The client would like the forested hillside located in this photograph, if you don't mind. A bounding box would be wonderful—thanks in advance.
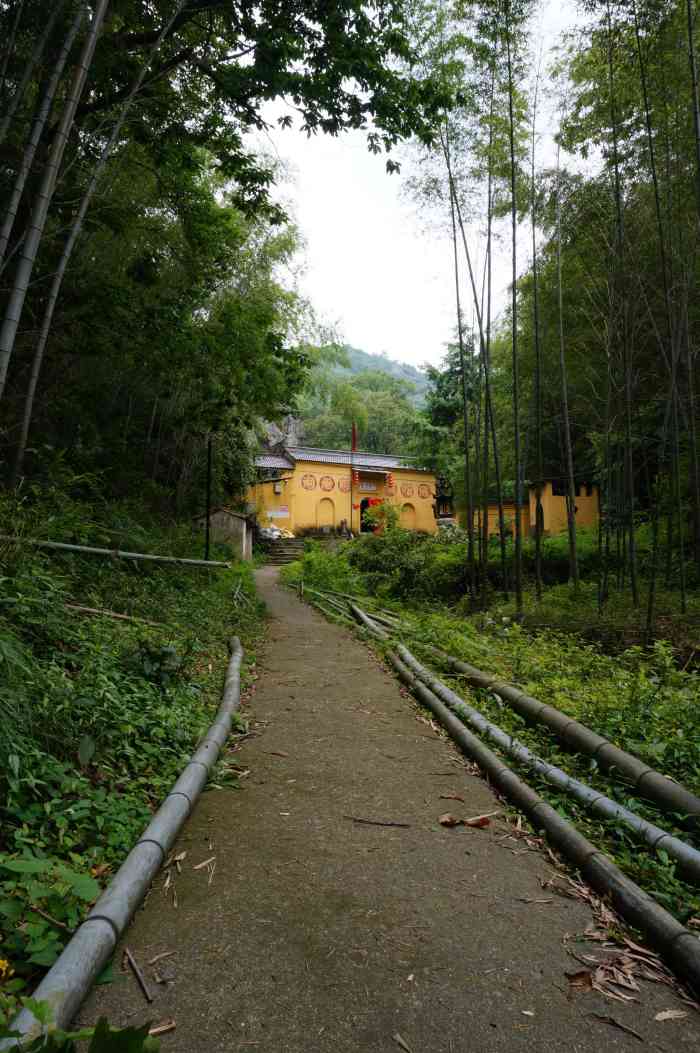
[334,346,429,404]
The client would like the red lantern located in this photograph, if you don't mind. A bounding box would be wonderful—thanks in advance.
[386,472,395,487]
[352,470,360,485]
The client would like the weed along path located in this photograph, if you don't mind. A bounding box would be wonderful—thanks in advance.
[81,568,700,1051]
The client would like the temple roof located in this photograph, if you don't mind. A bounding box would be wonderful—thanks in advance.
[254,445,427,472]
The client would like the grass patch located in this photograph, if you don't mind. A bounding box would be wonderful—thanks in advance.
[0,484,264,1025]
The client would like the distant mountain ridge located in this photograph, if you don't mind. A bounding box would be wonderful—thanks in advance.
[333,346,428,404]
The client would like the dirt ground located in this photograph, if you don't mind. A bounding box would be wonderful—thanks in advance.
[81,567,700,1051]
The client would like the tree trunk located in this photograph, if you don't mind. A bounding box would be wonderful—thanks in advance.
[555,150,579,588]
[11,0,186,480]
[0,0,109,401]
[505,10,523,615]
[0,1,65,148]
[447,156,476,591]
[0,3,84,265]
[606,0,638,604]
[0,0,26,103]
[530,57,543,602]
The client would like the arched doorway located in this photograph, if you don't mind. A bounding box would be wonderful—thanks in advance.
[400,502,416,530]
[317,497,335,529]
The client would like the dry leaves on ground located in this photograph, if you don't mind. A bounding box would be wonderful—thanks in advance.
[566,953,642,1003]
[655,1009,688,1021]
[438,811,497,828]
[556,873,700,1013]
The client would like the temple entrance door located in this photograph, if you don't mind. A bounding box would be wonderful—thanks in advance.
[317,498,334,529]
[400,502,416,530]
[360,498,372,532]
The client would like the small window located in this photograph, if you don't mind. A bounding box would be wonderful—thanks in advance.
[273,481,283,494]
[552,480,567,497]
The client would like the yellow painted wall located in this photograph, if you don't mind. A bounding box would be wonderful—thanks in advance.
[248,461,438,534]
[528,483,599,536]
[470,486,599,539]
[480,502,529,539]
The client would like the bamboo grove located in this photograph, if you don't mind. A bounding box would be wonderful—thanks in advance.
[0,0,697,637]
[0,0,447,511]
[406,0,700,635]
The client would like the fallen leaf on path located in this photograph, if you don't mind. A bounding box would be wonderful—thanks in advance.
[193,856,216,871]
[149,1020,176,1037]
[464,815,492,828]
[438,811,493,828]
[565,954,642,1003]
[566,970,594,993]
[392,1033,413,1053]
[267,750,289,758]
[439,793,465,802]
[592,1014,644,1042]
[521,1010,534,1017]
[654,1009,687,1022]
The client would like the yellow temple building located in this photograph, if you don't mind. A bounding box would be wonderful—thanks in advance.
[248,443,600,539]
[248,445,441,534]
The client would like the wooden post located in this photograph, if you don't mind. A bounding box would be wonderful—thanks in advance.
[205,434,213,562]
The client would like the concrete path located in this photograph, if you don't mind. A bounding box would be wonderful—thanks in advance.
[82,568,699,1051]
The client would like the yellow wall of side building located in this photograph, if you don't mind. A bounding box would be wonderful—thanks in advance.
[528,483,600,536]
[474,485,599,538]
[248,461,438,534]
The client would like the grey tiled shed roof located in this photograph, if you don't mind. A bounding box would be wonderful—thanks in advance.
[284,446,424,471]
[254,445,429,472]
[255,454,294,469]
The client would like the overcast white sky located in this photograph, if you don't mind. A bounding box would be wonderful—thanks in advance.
[256,0,580,372]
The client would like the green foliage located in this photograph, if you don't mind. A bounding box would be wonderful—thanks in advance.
[328,346,429,403]
[0,0,455,499]
[0,484,263,1013]
[297,367,425,454]
[360,500,400,533]
[281,542,362,595]
[0,1006,158,1051]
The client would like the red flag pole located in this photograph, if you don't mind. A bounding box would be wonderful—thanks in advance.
[350,420,356,533]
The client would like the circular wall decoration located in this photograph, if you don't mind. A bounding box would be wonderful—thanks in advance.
[301,473,317,491]
[400,483,415,498]
[418,483,431,499]
[319,475,335,492]
[338,477,350,493]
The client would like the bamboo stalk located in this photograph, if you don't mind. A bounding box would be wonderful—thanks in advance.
[0,4,85,266]
[0,1,65,148]
[0,536,230,568]
[0,0,109,398]
[11,1,188,479]
[64,604,169,627]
